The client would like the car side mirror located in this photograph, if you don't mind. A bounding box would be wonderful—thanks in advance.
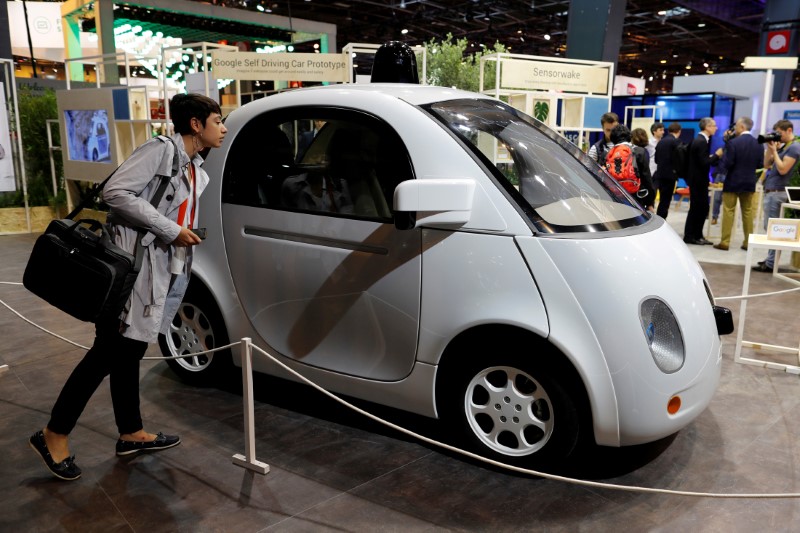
[393,179,475,230]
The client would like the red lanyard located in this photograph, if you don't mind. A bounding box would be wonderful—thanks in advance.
[177,163,196,229]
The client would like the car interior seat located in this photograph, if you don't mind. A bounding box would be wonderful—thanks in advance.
[327,128,390,218]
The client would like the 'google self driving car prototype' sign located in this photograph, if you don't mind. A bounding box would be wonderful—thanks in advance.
[210,52,349,82]
[500,59,610,95]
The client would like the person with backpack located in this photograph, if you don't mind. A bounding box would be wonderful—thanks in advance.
[683,117,722,245]
[653,122,683,218]
[587,112,619,164]
[753,120,800,272]
[606,124,655,211]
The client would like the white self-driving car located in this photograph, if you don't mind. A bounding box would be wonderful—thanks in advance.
[159,83,733,467]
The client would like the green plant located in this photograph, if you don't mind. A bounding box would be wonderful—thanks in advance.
[533,101,550,122]
[424,33,506,92]
[0,87,62,208]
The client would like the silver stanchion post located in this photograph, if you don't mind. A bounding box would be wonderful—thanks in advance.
[232,337,269,474]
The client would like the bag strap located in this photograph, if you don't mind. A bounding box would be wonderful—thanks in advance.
[132,169,173,271]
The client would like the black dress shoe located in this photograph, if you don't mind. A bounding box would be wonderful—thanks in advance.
[29,430,82,481]
[116,432,181,456]
[699,238,714,245]
[752,263,772,272]
[683,238,705,245]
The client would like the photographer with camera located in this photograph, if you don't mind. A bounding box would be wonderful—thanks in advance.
[712,117,760,251]
[753,120,800,272]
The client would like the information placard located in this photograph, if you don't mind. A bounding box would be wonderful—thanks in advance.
[211,52,349,82]
[766,218,800,241]
[500,59,610,94]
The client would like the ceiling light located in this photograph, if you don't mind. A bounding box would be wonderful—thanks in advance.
[401,28,408,34]
[698,23,705,27]
[660,59,667,63]
[544,34,551,40]
[657,10,666,15]
[703,62,709,67]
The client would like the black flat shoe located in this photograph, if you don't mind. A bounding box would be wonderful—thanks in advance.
[116,432,181,456]
[29,430,81,481]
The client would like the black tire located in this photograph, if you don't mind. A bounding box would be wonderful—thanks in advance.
[158,285,231,386]
[442,352,581,469]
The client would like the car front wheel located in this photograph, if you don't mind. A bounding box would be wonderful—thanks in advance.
[446,354,581,468]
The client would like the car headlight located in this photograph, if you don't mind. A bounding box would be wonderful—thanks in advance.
[640,298,685,374]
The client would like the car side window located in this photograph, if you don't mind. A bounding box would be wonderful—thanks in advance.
[222,108,414,221]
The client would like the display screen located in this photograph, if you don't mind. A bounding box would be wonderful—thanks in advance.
[64,109,111,163]
[787,187,800,204]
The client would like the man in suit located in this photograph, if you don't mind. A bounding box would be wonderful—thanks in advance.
[713,117,761,251]
[683,117,721,245]
[653,122,682,219]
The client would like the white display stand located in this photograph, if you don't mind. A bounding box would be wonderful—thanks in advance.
[734,233,800,374]
[624,105,663,135]
[479,53,614,149]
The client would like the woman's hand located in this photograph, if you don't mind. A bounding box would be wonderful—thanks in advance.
[172,227,202,247]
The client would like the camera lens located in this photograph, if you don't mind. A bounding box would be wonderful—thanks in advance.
[757,132,782,143]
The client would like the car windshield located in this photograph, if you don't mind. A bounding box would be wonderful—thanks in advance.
[424,99,649,234]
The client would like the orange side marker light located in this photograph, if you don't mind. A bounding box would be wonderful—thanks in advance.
[667,396,682,415]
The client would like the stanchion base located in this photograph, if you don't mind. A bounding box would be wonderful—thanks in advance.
[232,454,269,475]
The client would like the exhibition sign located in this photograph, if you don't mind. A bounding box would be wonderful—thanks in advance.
[210,52,349,82]
[500,59,610,95]
[767,218,800,242]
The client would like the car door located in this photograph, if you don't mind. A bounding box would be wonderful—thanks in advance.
[220,107,422,381]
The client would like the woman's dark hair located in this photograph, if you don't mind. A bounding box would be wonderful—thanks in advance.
[609,124,632,144]
[170,93,222,134]
[631,127,649,148]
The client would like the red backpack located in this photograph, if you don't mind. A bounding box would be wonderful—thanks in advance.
[605,143,640,194]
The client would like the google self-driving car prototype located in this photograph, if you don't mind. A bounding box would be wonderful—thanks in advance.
[159,82,733,467]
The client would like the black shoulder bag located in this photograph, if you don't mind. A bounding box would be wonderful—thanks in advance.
[22,136,179,323]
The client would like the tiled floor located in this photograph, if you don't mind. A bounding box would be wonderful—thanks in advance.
[2,209,800,532]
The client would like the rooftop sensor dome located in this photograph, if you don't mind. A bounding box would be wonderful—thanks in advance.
[370,41,419,84]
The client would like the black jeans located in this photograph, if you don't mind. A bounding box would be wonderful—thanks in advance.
[48,319,148,435]
[655,179,676,219]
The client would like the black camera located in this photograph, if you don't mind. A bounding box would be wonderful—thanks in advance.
[723,125,736,142]
[758,131,782,144]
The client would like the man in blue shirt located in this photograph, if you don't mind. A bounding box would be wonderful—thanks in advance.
[754,120,800,272]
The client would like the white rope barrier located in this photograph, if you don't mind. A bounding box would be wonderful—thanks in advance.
[3,281,800,498]
[715,285,800,301]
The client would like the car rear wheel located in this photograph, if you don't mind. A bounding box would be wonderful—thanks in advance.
[158,286,231,385]
[445,353,581,468]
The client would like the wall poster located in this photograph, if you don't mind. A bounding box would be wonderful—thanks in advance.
[0,82,16,192]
